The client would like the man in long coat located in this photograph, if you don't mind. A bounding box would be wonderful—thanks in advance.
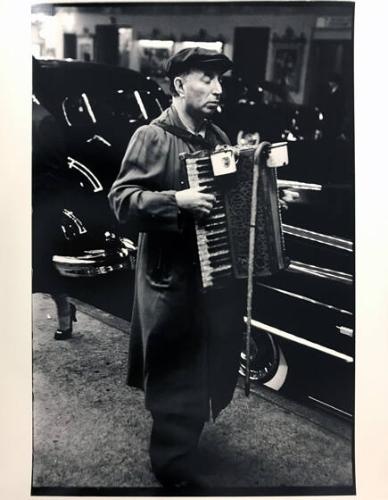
[108,48,244,488]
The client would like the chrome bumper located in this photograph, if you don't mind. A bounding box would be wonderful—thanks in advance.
[52,237,136,277]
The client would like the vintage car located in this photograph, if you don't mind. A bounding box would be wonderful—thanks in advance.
[213,75,354,418]
[239,138,354,419]
[34,59,354,418]
[34,58,170,278]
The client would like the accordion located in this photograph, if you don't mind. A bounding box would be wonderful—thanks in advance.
[181,145,288,289]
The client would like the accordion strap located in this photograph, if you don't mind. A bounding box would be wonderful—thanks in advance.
[154,121,218,150]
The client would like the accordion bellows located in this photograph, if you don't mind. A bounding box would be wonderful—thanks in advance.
[182,146,288,289]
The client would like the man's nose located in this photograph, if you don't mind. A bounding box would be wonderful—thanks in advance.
[211,78,222,95]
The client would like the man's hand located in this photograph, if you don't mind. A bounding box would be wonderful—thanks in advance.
[279,188,301,211]
[175,187,216,219]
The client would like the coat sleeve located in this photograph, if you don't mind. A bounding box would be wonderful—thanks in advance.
[108,124,182,232]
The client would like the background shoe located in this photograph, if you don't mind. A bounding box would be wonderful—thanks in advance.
[54,328,72,340]
[54,303,77,340]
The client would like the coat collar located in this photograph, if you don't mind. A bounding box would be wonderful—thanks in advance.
[153,105,209,138]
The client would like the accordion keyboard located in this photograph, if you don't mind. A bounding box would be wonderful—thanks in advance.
[186,156,233,288]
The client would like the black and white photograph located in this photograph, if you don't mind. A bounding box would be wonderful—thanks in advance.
[6,0,388,497]
[2,0,388,497]
[28,1,359,496]
[5,0,388,498]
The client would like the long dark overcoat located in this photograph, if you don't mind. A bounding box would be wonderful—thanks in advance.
[108,106,244,421]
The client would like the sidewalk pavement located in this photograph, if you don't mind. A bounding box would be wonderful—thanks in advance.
[32,293,354,495]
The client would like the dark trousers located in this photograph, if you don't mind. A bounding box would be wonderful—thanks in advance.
[150,412,205,485]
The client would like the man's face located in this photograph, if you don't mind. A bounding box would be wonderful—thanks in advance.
[179,68,223,117]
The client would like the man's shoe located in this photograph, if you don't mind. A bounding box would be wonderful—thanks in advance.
[178,474,210,489]
[156,470,210,489]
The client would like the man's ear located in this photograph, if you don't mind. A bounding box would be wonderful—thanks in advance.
[174,76,185,97]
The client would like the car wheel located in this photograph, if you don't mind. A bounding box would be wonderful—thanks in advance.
[239,331,288,390]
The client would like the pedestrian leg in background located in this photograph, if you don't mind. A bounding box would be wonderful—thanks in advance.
[51,293,77,340]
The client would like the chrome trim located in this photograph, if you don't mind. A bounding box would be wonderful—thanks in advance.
[336,326,354,338]
[67,156,103,193]
[53,238,136,277]
[81,93,97,124]
[86,134,112,147]
[62,97,72,127]
[134,90,148,121]
[277,179,322,191]
[62,209,87,235]
[244,317,354,363]
[256,282,353,316]
[120,237,137,252]
[52,260,130,277]
[283,224,353,252]
[289,261,353,285]
[53,254,129,265]
[307,396,353,418]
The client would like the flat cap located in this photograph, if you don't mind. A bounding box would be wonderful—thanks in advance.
[165,47,232,78]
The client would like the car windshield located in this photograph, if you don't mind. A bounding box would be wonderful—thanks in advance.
[107,89,164,122]
[62,89,164,127]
